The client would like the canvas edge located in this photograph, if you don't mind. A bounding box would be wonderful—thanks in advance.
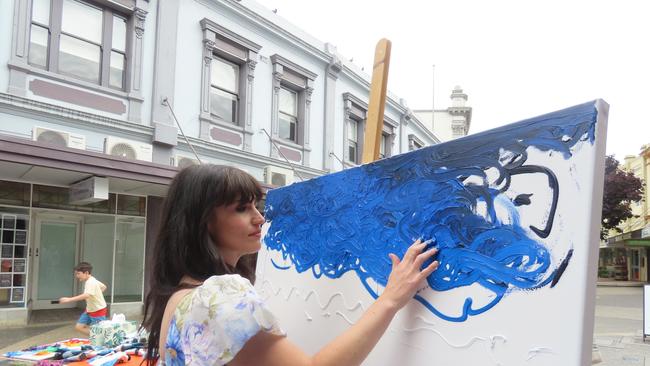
[579,99,609,366]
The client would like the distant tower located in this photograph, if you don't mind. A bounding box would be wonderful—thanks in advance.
[449,85,471,138]
[451,85,468,108]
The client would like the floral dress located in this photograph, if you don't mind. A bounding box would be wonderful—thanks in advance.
[163,274,284,366]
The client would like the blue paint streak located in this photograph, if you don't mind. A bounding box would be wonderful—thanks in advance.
[264,101,598,321]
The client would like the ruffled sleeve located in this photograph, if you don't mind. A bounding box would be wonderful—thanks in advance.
[173,274,284,366]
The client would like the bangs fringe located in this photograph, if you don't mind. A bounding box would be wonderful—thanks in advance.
[222,167,263,205]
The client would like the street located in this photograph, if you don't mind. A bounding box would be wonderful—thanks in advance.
[594,286,650,365]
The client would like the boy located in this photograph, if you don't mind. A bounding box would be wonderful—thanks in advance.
[59,262,107,335]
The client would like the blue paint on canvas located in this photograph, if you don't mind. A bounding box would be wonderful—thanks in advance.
[263,101,598,322]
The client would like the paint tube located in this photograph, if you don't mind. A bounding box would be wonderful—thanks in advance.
[62,352,87,362]
[116,343,143,352]
[60,350,82,359]
[124,349,145,356]
[82,348,112,360]
[88,352,130,366]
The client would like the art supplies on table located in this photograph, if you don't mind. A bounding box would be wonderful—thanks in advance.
[3,340,91,361]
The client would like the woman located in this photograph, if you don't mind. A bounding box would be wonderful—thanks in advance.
[143,164,439,366]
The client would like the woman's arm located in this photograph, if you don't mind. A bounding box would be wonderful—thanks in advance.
[230,239,439,366]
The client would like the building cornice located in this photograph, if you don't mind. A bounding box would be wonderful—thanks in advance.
[198,0,330,63]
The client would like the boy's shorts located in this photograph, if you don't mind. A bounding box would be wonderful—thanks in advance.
[78,311,107,326]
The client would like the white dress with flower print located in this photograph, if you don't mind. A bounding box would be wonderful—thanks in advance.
[164,275,284,366]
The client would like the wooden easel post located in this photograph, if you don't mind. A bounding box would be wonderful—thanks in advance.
[362,38,392,164]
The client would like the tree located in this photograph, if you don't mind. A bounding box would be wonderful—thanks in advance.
[601,155,644,239]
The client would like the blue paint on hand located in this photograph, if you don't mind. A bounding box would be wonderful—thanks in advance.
[263,101,598,321]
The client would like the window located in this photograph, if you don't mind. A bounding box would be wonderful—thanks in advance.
[28,0,128,90]
[347,119,359,163]
[342,93,367,165]
[269,54,317,165]
[279,88,298,142]
[379,133,388,159]
[200,18,261,151]
[210,57,240,124]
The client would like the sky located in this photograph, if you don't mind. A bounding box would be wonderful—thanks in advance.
[256,0,650,160]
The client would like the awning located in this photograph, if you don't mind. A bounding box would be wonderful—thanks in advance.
[0,134,178,196]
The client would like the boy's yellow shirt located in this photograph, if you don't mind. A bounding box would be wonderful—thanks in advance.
[84,275,107,312]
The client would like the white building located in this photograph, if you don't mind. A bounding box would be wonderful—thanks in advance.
[0,0,440,325]
[413,86,472,142]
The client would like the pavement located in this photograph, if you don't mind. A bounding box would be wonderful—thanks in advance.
[1,280,649,365]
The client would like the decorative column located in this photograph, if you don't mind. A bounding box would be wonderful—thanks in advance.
[127,7,147,123]
[270,66,283,158]
[323,55,342,171]
[242,58,257,151]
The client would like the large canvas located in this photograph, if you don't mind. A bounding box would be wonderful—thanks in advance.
[256,100,608,365]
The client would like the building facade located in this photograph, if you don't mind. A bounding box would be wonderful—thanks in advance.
[0,0,440,325]
[413,86,472,142]
[600,146,650,282]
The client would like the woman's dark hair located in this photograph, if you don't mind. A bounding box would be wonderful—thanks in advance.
[142,165,263,363]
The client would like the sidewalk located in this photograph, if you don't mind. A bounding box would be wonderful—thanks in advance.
[598,278,645,287]
[593,333,650,365]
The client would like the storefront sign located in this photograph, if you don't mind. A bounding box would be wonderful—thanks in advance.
[69,177,108,204]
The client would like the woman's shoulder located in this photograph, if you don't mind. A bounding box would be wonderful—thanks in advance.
[176,274,256,316]
[168,274,284,365]
[190,275,253,301]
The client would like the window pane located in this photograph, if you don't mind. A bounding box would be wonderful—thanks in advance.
[29,25,48,68]
[0,182,30,207]
[32,0,51,25]
[113,218,145,302]
[112,16,126,52]
[211,58,238,93]
[380,135,386,157]
[62,0,103,43]
[348,143,357,163]
[347,120,357,142]
[59,34,100,83]
[117,195,146,216]
[279,88,297,116]
[81,215,114,303]
[109,51,125,89]
[210,87,237,123]
[279,114,297,141]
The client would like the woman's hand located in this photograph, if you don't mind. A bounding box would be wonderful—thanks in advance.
[379,239,439,310]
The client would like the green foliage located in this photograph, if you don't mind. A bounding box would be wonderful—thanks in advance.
[601,155,644,239]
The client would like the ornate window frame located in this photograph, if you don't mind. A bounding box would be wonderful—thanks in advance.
[8,0,149,122]
[269,54,317,166]
[342,92,367,166]
[199,18,261,151]
[408,133,425,151]
[343,93,397,165]
[381,116,398,159]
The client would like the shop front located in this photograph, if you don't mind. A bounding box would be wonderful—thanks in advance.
[0,135,176,326]
[600,228,650,282]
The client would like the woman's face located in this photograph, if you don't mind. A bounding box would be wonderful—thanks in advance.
[208,200,265,266]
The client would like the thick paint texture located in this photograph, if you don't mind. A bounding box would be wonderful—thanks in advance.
[264,101,598,322]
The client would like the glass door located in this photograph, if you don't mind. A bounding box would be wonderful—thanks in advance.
[630,248,641,281]
[32,215,81,309]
